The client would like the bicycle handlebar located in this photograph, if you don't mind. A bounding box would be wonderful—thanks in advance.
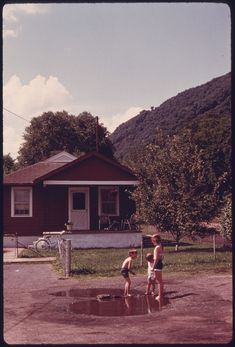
[43,230,67,236]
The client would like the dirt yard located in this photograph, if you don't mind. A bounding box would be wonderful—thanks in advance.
[3,263,232,344]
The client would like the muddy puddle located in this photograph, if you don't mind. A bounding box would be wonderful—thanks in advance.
[49,288,164,316]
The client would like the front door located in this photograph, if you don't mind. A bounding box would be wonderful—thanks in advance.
[69,188,90,230]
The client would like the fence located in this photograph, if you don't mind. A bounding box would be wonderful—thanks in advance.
[4,233,43,258]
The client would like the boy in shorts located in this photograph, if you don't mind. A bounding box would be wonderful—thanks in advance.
[120,249,137,296]
[151,234,164,302]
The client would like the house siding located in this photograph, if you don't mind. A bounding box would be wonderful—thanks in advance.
[46,156,136,181]
[43,185,68,231]
[90,186,98,229]
[4,185,45,236]
[3,184,68,236]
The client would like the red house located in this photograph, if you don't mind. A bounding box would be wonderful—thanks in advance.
[3,151,141,248]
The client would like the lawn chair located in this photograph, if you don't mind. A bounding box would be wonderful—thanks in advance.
[99,216,110,230]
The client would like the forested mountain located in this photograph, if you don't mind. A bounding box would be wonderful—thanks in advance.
[110,72,231,161]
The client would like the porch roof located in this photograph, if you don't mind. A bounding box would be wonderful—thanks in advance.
[43,180,139,186]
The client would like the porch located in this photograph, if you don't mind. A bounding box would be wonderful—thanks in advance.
[4,229,142,249]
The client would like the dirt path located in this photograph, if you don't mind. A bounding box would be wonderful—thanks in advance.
[3,263,232,344]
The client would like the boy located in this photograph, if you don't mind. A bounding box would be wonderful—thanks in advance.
[151,234,164,302]
[120,249,137,297]
[145,253,156,295]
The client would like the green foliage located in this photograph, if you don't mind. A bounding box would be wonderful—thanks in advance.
[129,129,222,244]
[189,113,231,196]
[3,154,16,174]
[220,197,232,241]
[17,111,114,167]
[111,72,231,161]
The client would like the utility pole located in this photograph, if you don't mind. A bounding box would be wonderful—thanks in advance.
[96,116,99,152]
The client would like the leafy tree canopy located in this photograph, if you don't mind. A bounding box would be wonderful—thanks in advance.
[17,111,114,167]
[188,113,231,195]
[128,129,225,246]
[219,196,232,242]
[3,153,16,174]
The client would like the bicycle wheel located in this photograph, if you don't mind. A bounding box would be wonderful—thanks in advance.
[35,238,51,251]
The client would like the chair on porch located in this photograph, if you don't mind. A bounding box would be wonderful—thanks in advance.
[99,216,110,230]
[121,214,140,231]
[99,216,121,231]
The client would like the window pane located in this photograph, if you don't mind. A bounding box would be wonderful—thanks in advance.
[15,190,29,203]
[15,204,29,215]
[14,189,30,215]
[73,192,85,210]
[102,202,116,214]
[101,188,117,215]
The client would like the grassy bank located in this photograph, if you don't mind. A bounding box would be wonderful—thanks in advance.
[19,237,232,278]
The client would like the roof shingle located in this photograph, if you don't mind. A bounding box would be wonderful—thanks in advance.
[4,162,66,185]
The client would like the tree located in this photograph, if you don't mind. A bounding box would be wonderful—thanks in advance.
[71,112,114,157]
[219,196,232,242]
[17,111,114,167]
[3,154,15,174]
[129,129,222,248]
[189,113,231,198]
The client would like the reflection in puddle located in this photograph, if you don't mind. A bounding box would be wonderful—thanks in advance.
[69,295,160,316]
[50,288,163,316]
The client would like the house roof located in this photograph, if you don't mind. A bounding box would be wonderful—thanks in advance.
[44,151,77,163]
[4,151,137,185]
[4,161,66,185]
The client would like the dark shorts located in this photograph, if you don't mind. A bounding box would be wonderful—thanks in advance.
[120,268,129,278]
[153,260,163,271]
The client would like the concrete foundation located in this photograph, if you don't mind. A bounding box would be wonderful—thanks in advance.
[4,232,142,249]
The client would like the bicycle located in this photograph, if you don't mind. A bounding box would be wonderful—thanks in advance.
[34,230,68,251]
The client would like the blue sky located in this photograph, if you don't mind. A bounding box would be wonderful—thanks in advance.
[3,3,231,158]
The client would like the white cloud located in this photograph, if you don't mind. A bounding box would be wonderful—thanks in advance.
[3,4,51,39]
[105,106,143,133]
[3,74,143,157]
[4,74,73,118]
[3,4,51,22]
[3,125,23,159]
[3,74,73,158]
[3,26,21,39]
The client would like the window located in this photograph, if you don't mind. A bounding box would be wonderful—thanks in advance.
[11,187,32,217]
[73,192,85,210]
[99,187,119,216]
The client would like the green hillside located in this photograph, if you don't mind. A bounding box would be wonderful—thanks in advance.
[110,72,231,161]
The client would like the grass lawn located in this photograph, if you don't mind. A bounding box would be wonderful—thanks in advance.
[19,234,232,279]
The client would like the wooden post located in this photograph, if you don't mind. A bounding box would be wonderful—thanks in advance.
[213,231,216,261]
[65,239,71,277]
[15,233,18,258]
[140,236,143,266]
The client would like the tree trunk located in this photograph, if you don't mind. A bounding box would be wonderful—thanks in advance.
[175,232,180,251]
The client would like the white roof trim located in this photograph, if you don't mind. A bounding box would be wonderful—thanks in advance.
[43,180,139,186]
[45,151,77,163]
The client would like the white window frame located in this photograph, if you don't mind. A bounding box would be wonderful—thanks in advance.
[98,186,119,216]
[11,187,33,217]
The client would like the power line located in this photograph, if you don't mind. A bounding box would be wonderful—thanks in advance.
[3,107,30,123]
